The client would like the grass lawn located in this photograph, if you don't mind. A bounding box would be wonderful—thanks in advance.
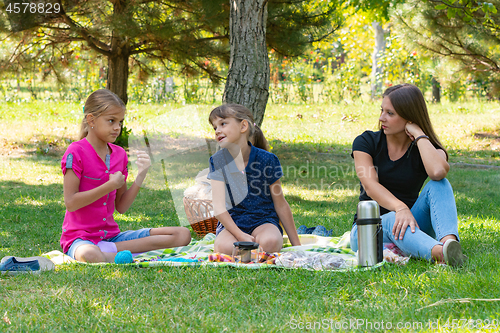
[1,100,500,332]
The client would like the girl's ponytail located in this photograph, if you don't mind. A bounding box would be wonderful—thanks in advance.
[252,124,269,151]
[79,119,89,140]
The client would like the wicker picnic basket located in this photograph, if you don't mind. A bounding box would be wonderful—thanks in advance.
[183,197,218,237]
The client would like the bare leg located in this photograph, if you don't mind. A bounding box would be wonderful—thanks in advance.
[440,234,458,243]
[431,234,459,263]
[431,245,444,263]
[114,226,191,253]
[75,244,115,263]
[252,223,283,253]
[214,229,238,255]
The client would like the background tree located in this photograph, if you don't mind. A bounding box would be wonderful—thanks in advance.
[0,0,230,104]
[348,0,405,98]
[395,0,500,97]
[223,0,342,125]
[1,0,343,112]
[223,0,269,126]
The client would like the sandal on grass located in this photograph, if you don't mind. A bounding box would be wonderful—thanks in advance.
[442,239,468,267]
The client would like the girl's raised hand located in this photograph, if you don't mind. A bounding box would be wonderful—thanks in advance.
[136,151,151,175]
[109,171,126,190]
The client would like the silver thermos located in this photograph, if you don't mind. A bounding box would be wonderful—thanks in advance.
[356,200,383,267]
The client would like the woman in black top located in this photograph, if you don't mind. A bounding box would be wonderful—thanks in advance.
[351,84,467,266]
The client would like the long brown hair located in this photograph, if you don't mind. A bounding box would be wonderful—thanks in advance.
[208,104,269,151]
[79,89,126,140]
[382,84,448,160]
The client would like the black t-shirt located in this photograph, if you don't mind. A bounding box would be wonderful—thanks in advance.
[352,130,432,216]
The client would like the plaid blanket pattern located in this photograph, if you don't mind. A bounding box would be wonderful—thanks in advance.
[43,232,388,271]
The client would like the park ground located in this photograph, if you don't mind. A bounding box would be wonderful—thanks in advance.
[1,100,500,331]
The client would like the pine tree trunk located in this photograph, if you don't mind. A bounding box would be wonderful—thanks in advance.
[106,1,130,105]
[223,0,270,126]
[106,48,129,105]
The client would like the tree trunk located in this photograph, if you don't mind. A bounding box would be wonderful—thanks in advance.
[432,77,441,103]
[371,21,387,99]
[223,0,270,127]
[106,1,130,105]
[107,49,129,105]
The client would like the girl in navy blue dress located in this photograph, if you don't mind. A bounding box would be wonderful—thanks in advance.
[208,104,301,254]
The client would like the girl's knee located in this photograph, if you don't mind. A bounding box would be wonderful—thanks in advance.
[177,227,192,245]
[166,227,191,247]
[214,238,233,255]
[258,236,282,253]
[76,246,105,263]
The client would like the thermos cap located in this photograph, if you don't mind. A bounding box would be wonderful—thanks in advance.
[233,241,259,250]
[357,200,380,219]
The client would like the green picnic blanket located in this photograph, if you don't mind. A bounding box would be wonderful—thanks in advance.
[43,232,385,271]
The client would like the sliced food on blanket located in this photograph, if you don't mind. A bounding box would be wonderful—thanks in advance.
[276,251,348,270]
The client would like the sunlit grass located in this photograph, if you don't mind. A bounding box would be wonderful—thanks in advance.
[1,100,500,331]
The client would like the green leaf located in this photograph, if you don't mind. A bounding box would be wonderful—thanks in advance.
[447,8,457,19]
[435,4,447,10]
[489,3,498,14]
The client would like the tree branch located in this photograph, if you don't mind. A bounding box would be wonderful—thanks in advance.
[57,11,112,56]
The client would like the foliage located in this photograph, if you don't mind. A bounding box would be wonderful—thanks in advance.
[394,0,500,98]
[0,0,497,104]
[266,0,345,58]
[348,0,405,22]
[115,125,131,150]
[0,0,230,104]
[0,0,345,104]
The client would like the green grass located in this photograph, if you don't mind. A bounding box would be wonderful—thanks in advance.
[1,100,500,332]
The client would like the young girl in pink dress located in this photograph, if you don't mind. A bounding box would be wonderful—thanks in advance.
[61,89,191,263]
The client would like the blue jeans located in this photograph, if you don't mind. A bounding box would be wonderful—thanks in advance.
[350,179,460,260]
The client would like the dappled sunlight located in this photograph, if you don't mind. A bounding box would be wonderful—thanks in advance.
[90,298,114,317]
[263,103,374,147]
[0,157,63,185]
[50,286,75,299]
[103,269,127,280]
[127,104,215,140]
[284,182,359,200]
[455,193,477,204]
[14,196,45,206]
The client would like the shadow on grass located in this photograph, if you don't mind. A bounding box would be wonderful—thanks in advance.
[0,181,64,255]
[284,194,357,235]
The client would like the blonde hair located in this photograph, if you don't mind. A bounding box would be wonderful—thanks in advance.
[79,89,126,140]
[208,104,269,151]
